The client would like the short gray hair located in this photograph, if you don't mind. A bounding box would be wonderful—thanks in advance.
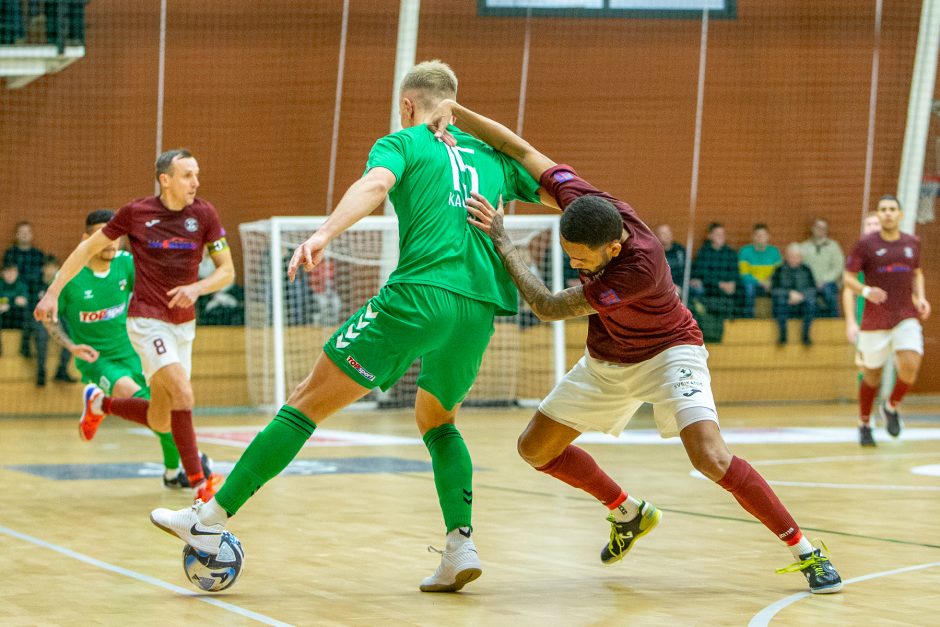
[155,148,193,181]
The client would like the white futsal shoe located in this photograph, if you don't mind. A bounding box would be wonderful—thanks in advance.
[150,500,226,555]
[419,527,482,592]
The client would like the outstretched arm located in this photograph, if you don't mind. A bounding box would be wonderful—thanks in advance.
[34,229,115,322]
[467,193,595,322]
[288,167,395,281]
[428,100,557,185]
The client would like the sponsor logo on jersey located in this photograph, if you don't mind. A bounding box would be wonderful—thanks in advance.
[877,263,912,274]
[597,289,621,306]
[345,356,376,382]
[80,302,126,323]
[145,219,161,227]
[83,289,94,299]
[553,171,575,183]
[147,237,198,250]
[185,217,199,232]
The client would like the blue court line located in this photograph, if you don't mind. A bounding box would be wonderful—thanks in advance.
[0,524,294,627]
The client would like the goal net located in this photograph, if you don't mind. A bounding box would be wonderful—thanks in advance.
[239,215,565,411]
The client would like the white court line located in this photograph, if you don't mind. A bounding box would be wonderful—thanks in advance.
[749,560,940,627]
[749,452,940,466]
[688,470,940,491]
[0,524,293,627]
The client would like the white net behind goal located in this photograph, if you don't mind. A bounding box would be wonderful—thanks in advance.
[239,216,565,410]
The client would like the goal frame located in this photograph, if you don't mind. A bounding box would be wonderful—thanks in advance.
[239,214,566,410]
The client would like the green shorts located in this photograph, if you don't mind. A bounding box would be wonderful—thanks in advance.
[76,353,149,397]
[322,283,496,410]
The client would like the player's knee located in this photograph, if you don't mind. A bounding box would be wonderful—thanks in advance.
[517,433,548,468]
[691,449,731,482]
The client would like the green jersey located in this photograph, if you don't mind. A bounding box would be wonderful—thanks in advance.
[365,124,541,316]
[58,251,137,361]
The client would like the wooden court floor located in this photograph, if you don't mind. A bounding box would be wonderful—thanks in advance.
[2,402,939,626]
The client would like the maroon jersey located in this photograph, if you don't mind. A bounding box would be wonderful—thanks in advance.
[540,165,703,363]
[845,232,920,331]
[102,196,225,324]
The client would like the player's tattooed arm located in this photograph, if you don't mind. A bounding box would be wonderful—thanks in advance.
[466,193,596,322]
[42,319,100,362]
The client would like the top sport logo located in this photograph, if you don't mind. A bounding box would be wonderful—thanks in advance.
[80,302,126,323]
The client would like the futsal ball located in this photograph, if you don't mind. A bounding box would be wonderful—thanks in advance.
[182,532,245,592]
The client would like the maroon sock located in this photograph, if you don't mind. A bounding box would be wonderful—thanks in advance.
[171,409,204,486]
[717,456,801,544]
[859,381,877,423]
[103,397,150,426]
[536,445,624,506]
[888,380,910,407]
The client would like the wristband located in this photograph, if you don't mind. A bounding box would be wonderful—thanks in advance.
[861,286,872,299]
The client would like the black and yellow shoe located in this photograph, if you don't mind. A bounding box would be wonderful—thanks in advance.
[600,500,661,565]
[776,541,843,594]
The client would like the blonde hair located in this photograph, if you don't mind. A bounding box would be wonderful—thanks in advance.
[400,60,458,110]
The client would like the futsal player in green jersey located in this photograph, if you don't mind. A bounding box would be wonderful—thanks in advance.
[46,210,209,488]
[152,60,552,592]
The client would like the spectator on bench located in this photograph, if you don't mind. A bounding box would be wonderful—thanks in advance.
[771,243,817,346]
[655,223,687,294]
[799,217,844,318]
[738,223,781,318]
[690,222,738,319]
[1,263,30,356]
[4,221,49,357]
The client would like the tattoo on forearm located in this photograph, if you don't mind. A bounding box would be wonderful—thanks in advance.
[496,245,596,321]
[43,320,74,350]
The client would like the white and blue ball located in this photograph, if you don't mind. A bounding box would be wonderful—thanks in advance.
[182,531,244,592]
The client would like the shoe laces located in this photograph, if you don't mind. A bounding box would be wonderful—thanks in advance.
[606,516,627,553]
[775,540,831,575]
[427,545,444,556]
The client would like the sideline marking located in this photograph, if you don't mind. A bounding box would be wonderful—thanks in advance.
[749,561,940,627]
[0,524,293,627]
[575,427,940,445]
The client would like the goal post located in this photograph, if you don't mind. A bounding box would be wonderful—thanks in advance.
[239,215,566,411]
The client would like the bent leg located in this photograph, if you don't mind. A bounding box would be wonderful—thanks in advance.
[213,353,371,517]
[682,420,806,549]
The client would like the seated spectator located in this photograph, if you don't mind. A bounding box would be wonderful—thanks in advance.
[798,217,844,318]
[655,223,686,293]
[1,262,29,329]
[690,222,738,319]
[30,256,74,385]
[307,257,341,326]
[0,0,26,43]
[196,252,244,325]
[4,221,48,357]
[738,223,781,318]
[771,243,817,346]
[44,0,88,46]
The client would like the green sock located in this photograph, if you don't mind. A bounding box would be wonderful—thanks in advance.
[155,431,181,470]
[423,423,473,532]
[214,405,316,516]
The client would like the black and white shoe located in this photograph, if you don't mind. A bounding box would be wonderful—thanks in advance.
[880,401,903,438]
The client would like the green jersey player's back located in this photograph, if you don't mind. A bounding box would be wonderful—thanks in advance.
[58,251,138,362]
[365,124,541,315]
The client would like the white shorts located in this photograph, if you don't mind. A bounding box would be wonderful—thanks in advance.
[538,344,719,439]
[126,317,196,382]
[857,318,923,370]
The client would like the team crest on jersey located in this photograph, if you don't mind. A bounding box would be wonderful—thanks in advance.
[677,367,694,380]
[185,217,199,232]
[119,278,128,291]
[904,246,913,258]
